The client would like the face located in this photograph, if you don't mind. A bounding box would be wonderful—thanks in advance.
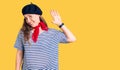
[24,14,40,27]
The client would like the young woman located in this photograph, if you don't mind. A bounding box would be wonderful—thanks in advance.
[14,3,76,70]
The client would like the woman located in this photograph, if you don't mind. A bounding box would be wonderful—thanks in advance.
[14,3,76,70]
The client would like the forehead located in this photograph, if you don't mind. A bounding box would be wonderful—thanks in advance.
[24,14,40,17]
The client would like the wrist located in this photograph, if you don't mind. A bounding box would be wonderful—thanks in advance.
[59,23,64,28]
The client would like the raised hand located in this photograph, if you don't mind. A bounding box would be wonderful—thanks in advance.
[50,10,62,26]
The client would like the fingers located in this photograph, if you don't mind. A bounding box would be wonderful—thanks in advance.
[50,9,62,25]
[50,10,60,16]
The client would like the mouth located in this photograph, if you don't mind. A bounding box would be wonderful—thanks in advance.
[27,22,33,26]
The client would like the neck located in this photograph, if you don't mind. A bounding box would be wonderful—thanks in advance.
[39,27,44,33]
[31,27,44,33]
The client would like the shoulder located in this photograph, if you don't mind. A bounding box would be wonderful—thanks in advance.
[17,30,24,38]
[48,28,61,33]
[19,30,23,34]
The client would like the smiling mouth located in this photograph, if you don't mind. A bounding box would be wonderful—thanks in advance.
[28,23,33,26]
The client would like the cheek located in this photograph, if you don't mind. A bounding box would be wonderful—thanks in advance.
[33,17,40,23]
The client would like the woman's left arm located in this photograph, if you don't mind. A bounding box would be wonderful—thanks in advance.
[50,10,76,42]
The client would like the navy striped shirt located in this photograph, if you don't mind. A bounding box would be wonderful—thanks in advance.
[14,28,68,70]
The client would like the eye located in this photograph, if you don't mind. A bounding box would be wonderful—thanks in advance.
[29,15,32,18]
[24,17,28,21]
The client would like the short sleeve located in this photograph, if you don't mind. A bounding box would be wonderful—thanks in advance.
[56,30,68,43]
[14,31,24,50]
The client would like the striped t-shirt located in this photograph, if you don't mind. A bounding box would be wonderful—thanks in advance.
[14,28,68,70]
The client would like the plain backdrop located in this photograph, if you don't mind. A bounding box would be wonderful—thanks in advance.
[0,0,120,70]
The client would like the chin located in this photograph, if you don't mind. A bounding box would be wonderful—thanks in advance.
[30,24,35,27]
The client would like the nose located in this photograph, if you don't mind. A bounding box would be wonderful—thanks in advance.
[26,18,31,24]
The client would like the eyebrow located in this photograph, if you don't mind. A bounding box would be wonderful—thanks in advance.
[24,17,27,20]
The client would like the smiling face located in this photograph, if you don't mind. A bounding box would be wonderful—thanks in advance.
[24,14,40,27]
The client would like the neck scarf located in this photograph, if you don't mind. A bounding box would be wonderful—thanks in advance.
[32,22,48,43]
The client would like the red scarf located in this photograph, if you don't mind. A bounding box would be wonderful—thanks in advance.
[32,22,48,43]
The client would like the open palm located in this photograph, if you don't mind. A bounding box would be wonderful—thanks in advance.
[50,10,62,26]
